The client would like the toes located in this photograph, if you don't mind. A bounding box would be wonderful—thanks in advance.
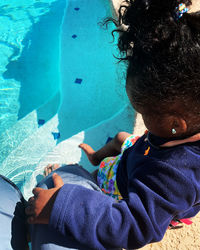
[25,205,35,216]
[44,164,60,176]
[44,165,53,176]
[79,143,85,149]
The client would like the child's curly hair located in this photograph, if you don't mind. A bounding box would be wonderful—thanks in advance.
[112,0,200,109]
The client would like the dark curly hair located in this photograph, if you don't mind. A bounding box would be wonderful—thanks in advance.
[110,0,200,110]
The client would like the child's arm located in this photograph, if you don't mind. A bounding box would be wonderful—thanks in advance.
[25,163,196,249]
[79,131,131,166]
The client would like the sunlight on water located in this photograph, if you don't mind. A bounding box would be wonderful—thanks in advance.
[0,0,58,133]
[0,0,64,191]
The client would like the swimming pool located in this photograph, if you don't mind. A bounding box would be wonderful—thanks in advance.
[0,0,134,198]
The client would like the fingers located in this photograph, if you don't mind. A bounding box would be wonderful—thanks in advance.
[32,187,43,196]
[26,195,36,214]
[25,205,35,216]
[27,216,46,224]
[26,212,39,224]
[28,196,35,203]
[27,216,35,224]
[52,173,64,188]
[26,174,63,225]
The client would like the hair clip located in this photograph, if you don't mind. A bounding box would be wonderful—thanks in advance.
[175,3,189,20]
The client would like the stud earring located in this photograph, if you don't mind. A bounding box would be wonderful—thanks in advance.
[172,128,177,135]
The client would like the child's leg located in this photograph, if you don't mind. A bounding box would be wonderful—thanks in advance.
[79,131,132,166]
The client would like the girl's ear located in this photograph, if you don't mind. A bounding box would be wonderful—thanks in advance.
[171,116,187,136]
[188,0,200,13]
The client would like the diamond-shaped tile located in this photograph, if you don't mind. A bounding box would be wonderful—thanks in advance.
[38,119,45,127]
[52,132,60,140]
[74,7,80,11]
[74,78,83,84]
[72,34,77,39]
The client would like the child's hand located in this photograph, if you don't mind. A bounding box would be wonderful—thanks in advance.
[25,173,64,224]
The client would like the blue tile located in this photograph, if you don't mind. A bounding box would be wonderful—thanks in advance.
[52,132,60,140]
[72,34,77,39]
[74,78,83,84]
[74,7,80,11]
[38,119,45,127]
[106,137,113,144]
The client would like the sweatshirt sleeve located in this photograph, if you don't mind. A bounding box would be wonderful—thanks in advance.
[49,164,196,250]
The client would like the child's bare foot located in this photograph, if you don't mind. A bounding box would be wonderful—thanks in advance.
[79,143,100,166]
[44,164,60,177]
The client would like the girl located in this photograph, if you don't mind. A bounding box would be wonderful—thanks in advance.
[26,0,200,249]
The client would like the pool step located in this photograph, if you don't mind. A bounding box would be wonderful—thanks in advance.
[22,104,134,199]
[58,0,127,140]
[0,110,38,166]
[0,115,59,192]
[0,78,21,135]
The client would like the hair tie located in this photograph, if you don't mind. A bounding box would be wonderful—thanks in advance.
[175,3,189,20]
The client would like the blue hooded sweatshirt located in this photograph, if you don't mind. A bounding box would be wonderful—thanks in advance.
[50,133,200,249]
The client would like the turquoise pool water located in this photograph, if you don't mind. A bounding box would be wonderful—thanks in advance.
[0,0,130,195]
[0,0,65,129]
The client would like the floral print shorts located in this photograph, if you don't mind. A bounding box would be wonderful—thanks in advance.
[97,135,140,200]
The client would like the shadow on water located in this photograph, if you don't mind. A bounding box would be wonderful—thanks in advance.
[3,0,66,120]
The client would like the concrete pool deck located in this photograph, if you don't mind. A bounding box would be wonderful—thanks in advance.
[111,0,200,249]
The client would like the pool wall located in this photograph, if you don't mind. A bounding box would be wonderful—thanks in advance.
[58,0,128,139]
